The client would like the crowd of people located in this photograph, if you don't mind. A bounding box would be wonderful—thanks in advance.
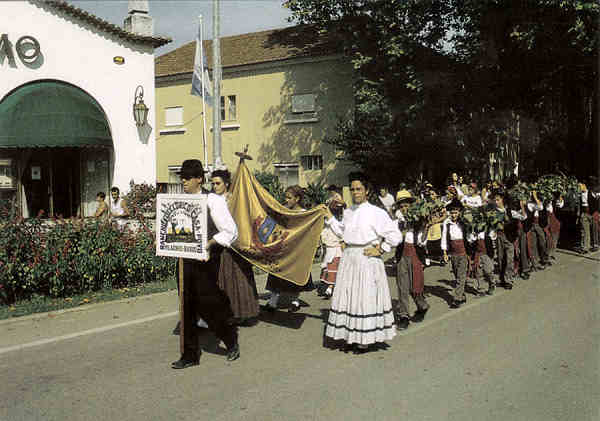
[169,159,600,368]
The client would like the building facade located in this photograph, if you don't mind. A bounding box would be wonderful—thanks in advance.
[0,0,169,218]
[155,25,355,191]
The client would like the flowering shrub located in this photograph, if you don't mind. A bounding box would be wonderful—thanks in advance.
[123,180,157,217]
[0,216,174,305]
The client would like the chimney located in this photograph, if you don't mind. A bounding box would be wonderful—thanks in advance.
[124,0,153,36]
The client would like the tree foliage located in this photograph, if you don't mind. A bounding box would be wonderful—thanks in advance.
[284,0,599,184]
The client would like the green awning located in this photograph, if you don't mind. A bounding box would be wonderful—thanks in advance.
[0,81,112,148]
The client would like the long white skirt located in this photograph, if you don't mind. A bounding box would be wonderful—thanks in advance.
[325,246,396,345]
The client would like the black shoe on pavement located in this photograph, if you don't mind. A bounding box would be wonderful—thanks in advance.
[227,344,240,362]
[486,286,495,295]
[396,317,410,330]
[172,321,181,336]
[520,272,530,280]
[503,282,513,290]
[261,304,276,313]
[450,298,466,309]
[412,307,429,323]
[171,357,199,369]
[591,247,599,252]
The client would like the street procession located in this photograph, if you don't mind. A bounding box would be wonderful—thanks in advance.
[0,1,598,420]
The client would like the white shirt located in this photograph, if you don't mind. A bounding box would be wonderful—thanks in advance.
[467,231,486,243]
[461,195,483,208]
[527,201,543,217]
[110,197,125,217]
[441,218,464,251]
[327,201,401,252]
[206,193,238,248]
[546,199,564,213]
[379,193,395,214]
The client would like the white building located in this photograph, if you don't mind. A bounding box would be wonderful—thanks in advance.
[0,0,170,217]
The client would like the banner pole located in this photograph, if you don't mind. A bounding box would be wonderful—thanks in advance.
[178,257,184,354]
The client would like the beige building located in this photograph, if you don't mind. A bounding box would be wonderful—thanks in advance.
[155,25,355,191]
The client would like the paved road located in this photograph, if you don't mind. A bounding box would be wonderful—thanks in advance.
[1,250,598,421]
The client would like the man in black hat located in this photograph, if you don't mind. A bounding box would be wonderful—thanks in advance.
[171,159,240,369]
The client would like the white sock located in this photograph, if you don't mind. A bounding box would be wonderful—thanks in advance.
[196,318,208,328]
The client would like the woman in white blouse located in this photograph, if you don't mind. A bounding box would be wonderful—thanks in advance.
[324,173,401,353]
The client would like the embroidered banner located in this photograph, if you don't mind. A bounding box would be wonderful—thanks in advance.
[228,161,326,285]
[155,194,209,261]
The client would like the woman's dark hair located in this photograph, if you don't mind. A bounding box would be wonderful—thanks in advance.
[211,169,231,187]
[110,186,120,195]
[97,192,106,199]
[285,184,305,201]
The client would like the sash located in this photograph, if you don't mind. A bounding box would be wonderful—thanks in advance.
[449,240,466,256]
[401,243,424,297]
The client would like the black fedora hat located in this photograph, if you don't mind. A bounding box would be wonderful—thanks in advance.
[179,159,204,179]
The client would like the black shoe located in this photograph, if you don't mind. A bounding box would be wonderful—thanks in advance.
[591,247,599,252]
[227,344,240,361]
[172,321,181,336]
[171,357,199,369]
[261,304,276,313]
[486,286,495,295]
[288,301,301,313]
[450,298,466,309]
[520,272,530,280]
[353,344,370,355]
[503,282,513,290]
[396,317,410,330]
[412,307,429,323]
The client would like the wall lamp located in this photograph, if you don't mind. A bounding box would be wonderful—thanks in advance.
[133,85,149,127]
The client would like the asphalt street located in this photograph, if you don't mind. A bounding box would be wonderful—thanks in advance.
[0,249,598,421]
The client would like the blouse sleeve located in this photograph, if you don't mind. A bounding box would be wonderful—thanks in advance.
[207,194,238,247]
[373,207,401,252]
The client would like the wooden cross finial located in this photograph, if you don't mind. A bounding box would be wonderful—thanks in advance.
[235,144,253,161]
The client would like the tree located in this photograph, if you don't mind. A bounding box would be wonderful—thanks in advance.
[284,0,599,183]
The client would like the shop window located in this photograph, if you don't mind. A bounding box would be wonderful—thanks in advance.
[0,158,16,189]
[274,163,299,188]
[165,106,184,126]
[301,155,323,171]
[220,95,237,121]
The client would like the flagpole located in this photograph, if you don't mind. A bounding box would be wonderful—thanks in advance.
[199,15,208,169]
[212,0,222,165]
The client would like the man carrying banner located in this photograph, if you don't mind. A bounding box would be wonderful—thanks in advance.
[171,159,240,369]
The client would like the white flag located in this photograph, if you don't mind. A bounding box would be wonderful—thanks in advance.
[191,24,213,105]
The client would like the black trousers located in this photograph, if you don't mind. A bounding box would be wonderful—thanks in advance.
[181,252,237,360]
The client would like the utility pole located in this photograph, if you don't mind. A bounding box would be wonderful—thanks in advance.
[212,0,222,166]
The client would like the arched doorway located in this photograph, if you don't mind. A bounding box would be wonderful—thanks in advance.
[0,80,113,218]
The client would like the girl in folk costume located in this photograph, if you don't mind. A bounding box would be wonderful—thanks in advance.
[212,169,260,326]
[513,198,531,280]
[325,173,401,353]
[319,187,346,298]
[589,182,600,252]
[394,190,431,330]
[264,185,315,313]
[442,199,469,308]
[525,189,550,270]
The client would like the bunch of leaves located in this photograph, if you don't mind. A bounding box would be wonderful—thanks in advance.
[123,180,157,217]
[460,207,488,236]
[507,182,530,203]
[532,175,565,202]
[485,207,508,232]
[253,170,285,203]
[404,198,446,226]
[303,180,328,208]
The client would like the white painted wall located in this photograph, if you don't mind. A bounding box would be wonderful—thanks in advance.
[0,0,157,195]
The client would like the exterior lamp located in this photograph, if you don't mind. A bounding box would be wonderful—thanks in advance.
[133,85,149,127]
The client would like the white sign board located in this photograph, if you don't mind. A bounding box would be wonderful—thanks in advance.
[156,194,209,260]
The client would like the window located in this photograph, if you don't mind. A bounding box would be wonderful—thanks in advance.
[301,155,323,171]
[274,163,299,188]
[167,166,184,193]
[0,158,15,189]
[220,95,237,121]
[165,107,183,126]
[292,94,316,114]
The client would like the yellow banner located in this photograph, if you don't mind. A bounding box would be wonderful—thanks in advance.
[228,161,326,285]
